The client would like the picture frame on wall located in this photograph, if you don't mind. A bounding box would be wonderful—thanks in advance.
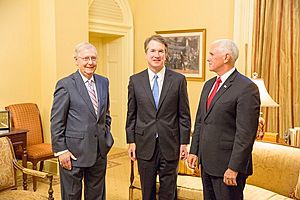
[0,110,10,133]
[156,29,206,81]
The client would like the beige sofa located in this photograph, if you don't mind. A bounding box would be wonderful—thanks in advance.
[129,141,300,199]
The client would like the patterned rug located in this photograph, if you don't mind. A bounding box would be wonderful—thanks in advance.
[107,151,128,169]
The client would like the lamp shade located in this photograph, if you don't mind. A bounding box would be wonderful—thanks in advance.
[251,74,279,107]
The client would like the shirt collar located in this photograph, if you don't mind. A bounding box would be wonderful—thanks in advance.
[78,70,95,83]
[219,67,236,83]
[148,66,166,80]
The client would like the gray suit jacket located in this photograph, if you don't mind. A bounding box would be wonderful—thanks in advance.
[126,68,191,161]
[51,70,113,167]
[190,70,260,176]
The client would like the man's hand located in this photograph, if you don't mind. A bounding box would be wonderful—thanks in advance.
[59,151,76,170]
[128,143,136,161]
[223,168,238,186]
[180,144,188,160]
[187,154,198,169]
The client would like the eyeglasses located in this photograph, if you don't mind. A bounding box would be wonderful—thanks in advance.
[77,56,97,62]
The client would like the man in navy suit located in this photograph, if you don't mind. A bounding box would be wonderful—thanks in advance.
[51,42,113,200]
[126,35,191,200]
[188,39,260,200]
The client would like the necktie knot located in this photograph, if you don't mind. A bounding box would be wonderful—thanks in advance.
[88,80,93,88]
[216,77,222,84]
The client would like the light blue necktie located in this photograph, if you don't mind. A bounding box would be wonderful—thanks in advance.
[152,75,159,109]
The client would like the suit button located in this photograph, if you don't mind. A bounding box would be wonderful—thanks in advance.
[94,135,97,137]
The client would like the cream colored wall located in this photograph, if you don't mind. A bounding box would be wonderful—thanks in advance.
[1,0,236,145]
[0,0,41,109]
[128,0,235,124]
[0,0,88,144]
[39,0,88,143]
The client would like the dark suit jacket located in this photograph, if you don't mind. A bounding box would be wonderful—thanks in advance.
[190,70,260,177]
[51,70,113,168]
[126,68,191,161]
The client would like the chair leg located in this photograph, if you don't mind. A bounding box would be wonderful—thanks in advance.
[39,161,44,171]
[33,162,38,191]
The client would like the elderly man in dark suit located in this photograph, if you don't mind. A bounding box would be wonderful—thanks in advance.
[188,39,260,200]
[51,42,113,200]
[126,35,191,200]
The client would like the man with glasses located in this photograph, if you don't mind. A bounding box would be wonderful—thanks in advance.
[51,42,113,200]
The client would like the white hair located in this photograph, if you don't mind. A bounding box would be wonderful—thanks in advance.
[74,42,97,58]
[212,39,239,62]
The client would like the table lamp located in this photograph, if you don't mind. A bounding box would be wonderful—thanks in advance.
[251,72,279,139]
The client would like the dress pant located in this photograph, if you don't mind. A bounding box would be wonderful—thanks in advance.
[59,154,107,200]
[201,167,247,200]
[137,140,179,200]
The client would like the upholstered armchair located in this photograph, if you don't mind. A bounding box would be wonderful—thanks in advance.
[5,103,54,191]
[0,137,54,200]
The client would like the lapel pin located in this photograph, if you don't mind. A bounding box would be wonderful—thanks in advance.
[224,85,227,88]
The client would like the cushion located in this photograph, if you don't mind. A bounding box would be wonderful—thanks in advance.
[293,170,300,199]
[247,142,300,197]
[26,143,53,159]
[0,138,15,190]
[244,184,292,199]
[177,175,203,199]
[178,159,200,177]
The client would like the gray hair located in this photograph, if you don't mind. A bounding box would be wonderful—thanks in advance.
[212,39,239,62]
[74,42,97,58]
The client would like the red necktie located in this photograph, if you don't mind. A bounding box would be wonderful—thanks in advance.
[207,77,222,110]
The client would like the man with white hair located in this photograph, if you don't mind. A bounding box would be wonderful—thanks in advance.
[51,42,113,200]
[188,39,260,200]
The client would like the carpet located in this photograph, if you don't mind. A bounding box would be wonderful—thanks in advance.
[16,150,128,187]
[17,174,60,187]
[107,151,128,169]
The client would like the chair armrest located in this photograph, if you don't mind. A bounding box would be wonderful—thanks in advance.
[13,159,50,178]
[13,158,54,200]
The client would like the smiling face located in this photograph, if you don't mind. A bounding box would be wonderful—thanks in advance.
[75,44,98,79]
[145,40,166,73]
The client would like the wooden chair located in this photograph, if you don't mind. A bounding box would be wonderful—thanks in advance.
[0,136,54,200]
[5,103,54,192]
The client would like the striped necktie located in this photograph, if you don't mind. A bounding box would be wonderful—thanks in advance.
[87,80,98,115]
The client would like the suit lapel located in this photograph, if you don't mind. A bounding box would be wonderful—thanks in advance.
[157,69,172,110]
[204,70,238,119]
[95,75,104,121]
[73,71,97,119]
[203,78,216,114]
[140,70,157,109]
